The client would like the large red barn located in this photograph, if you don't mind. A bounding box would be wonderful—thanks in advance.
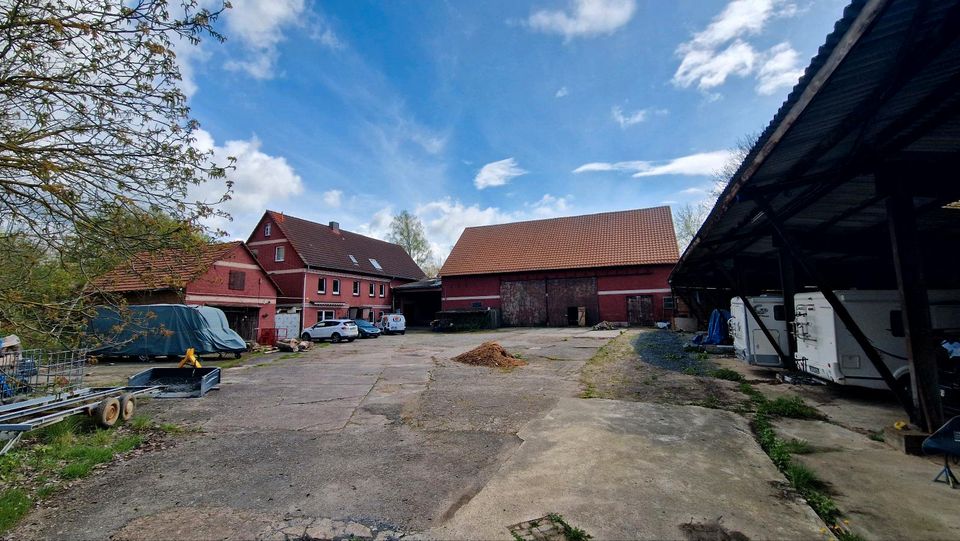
[440,207,679,326]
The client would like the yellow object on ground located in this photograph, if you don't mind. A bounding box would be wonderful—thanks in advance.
[178,348,202,368]
[894,421,908,430]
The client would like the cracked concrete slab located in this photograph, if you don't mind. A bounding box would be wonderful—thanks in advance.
[426,398,826,541]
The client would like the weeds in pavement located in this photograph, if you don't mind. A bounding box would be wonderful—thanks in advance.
[759,396,823,419]
[547,513,592,541]
[751,405,856,538]
[0,415,157,534]
[579,383,602,399]
[868,430,885,442]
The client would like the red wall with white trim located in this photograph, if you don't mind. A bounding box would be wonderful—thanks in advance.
[441,264,675,324]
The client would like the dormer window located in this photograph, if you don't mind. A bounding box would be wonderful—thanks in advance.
[264,223,272,237]
[348,255,358,265]
[369,258,383,270]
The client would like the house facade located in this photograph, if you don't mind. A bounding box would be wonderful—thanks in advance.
[247,211,425,335]
[440,207,679,326]
[91,241,279,342]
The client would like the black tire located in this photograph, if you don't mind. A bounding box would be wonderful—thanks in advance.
[137,354,149,363]
[347,338,355,342]
[331,332,341,343]
[234,352,242,359]
[301,333,311,341]
[119,394,136,422]
[95,397,121,428]
[400,331,405,335]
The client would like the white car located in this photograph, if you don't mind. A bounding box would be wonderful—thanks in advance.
[301,319,358,343]
[377,313,406,335]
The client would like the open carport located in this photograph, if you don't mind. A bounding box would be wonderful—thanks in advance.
[670,0,960,432]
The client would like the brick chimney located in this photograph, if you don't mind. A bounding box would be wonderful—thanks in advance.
[329,221,340,234]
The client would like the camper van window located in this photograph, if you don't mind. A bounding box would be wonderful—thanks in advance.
[774,305,786,321]
[890,310,905,337]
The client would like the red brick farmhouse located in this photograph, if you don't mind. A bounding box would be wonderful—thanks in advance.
[440,207,679,326]
[247,211,425,337]
[91,241,279,341]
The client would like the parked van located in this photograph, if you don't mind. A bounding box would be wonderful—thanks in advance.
[377,313,406,335]
[729,296,789,367]
[794,290,960,391]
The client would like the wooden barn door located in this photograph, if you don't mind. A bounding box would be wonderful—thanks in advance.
[500,280,547,326]
[627,295,654,326]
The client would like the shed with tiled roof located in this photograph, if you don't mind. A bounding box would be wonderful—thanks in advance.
[92,241,279,342]
[440,207,679,326]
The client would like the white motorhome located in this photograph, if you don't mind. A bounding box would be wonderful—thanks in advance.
[729,296,790,367]
[794,290,960,390]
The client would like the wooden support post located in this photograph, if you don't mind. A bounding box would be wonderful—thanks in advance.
[885,178,943,432]
[778,245,799,360]
[755,197,917,421]
[716,263,792,368]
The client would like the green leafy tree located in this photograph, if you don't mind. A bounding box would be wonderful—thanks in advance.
[386,210,432,272]
[0,0,231,346]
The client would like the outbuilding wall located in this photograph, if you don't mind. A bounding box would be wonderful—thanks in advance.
[441,264,674,325]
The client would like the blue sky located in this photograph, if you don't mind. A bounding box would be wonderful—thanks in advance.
[184,0,847,261]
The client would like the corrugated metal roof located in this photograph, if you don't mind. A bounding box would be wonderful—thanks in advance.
[671,0,960,290]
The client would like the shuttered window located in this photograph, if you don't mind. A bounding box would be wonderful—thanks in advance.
[228,271,246,291]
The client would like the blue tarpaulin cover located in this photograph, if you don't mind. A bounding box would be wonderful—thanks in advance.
[703,308,731,345]
[88,304,246,357]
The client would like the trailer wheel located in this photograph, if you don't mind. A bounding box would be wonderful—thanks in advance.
[119,394,136,422]
[95,397,121,428]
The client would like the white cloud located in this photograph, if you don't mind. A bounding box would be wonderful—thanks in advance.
[474,158,528,189]
[611,106,647,127]
[672,0,801,95]
[190,129,304,236]
[555,86,569,98]
[527,0,637,40]
[527,194,573,216]
[756,42,804,95]
[322,189,343,207]
[354,206,394,240]
[573,150,734,178]
[221,0,305,79]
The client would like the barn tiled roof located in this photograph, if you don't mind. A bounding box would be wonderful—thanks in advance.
[266,211,425,280]
[91,242,243,292]
[440,207,679,277]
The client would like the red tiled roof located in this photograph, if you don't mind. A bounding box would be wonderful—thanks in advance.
[265,211,425,280]
[440,206,679,277]
[91,241,245,292]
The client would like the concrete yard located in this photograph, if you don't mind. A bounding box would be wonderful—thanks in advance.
[8,328,927,540]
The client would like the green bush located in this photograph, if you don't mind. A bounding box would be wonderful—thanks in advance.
[709,368,744,382]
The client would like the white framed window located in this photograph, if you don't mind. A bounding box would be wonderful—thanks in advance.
[369,283,375,297]
[320,310,334,321]
[369,258,383,270]
[663,296,676,311]
[332,279,340,295]
[318,278,326,294]
[353,281,360,296]
[264,223,271,237]
[379,284,385,297]
[348,254,358,265]
[274,245,284,262]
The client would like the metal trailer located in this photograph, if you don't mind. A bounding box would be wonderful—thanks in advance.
[0,385,162,454]
[1,348,87,400]
[729,295,790,367]
[794,290,960,390]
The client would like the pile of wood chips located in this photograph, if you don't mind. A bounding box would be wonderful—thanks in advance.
[453,341,526,368]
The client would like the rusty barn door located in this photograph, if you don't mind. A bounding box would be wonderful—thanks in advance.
[627,295,654,326]
[546,278,598,326]
[500,280,547,326]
